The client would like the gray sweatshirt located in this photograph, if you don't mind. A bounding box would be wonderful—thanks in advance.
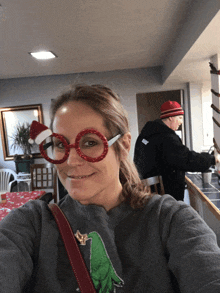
[0,193,220,292]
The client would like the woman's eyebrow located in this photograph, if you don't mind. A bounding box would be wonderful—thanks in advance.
[53,133,70,143]
[53,127,109,141]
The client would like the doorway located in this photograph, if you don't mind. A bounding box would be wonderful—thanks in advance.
[136,89,185,142]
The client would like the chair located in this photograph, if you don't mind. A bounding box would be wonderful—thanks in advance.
[142,175,165,195]
[30,163,58,203]
[0,168,18,196]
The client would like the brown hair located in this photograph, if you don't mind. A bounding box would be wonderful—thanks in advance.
[50,84,151,209]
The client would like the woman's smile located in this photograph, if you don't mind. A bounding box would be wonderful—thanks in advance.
[67,172,96,180]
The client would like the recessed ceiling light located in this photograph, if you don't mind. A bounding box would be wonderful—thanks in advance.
[29,51,57,60]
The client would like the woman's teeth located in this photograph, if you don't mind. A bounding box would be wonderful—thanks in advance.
[70,174,93,179]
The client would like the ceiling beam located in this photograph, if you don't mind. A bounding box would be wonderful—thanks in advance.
[161,0,220,84]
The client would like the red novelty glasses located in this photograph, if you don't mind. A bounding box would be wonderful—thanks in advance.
[40,128,121,164]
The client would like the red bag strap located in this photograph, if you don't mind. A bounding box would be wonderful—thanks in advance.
[49,203,96,293]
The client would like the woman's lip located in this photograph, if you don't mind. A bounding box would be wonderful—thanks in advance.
[68,173,95,179]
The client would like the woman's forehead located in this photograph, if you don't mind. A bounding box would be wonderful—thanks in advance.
[56,101,95,115]
[53,101,108,136]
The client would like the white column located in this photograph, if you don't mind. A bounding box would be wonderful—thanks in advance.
[188,83,203,152]
[210,54,220,149]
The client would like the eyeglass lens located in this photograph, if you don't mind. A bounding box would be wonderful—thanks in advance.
[42,133,105,162]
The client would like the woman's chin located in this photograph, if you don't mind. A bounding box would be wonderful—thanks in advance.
[68,189,91,204]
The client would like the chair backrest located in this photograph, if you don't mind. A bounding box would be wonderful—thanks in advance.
[30,163,58,202]
[142,175,165,195]
[0,168,17,193]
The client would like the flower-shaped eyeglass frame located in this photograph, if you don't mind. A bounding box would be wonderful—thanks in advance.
[39,128,121,164]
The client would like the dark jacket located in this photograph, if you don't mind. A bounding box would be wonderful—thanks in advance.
[134,119,215,200]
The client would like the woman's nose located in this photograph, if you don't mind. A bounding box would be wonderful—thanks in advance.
[66,147,84,165]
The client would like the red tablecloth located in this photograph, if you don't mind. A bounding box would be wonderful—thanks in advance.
[0,191,46,221]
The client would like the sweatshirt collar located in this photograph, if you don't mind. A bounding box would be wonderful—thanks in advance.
[59,195,134,228]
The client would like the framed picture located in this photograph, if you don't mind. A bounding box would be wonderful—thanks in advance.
[0,104,44,160]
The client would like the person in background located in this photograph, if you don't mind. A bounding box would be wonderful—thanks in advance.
[0,86,220,292]
[134,100,220,201]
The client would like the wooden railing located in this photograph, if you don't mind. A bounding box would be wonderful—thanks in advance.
[185,176,220,245]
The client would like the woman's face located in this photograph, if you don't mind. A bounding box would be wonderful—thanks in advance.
[53,101,127,210]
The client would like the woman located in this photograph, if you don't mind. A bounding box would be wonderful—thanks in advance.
[0,84,220,292]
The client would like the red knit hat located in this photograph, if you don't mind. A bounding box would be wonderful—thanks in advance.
[160,100,184,119]
[28,120,52,145]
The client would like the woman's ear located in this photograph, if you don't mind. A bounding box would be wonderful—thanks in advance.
[120,132,131,159]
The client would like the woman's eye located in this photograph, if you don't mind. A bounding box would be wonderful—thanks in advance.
[54,141,65,149]
[80,134,102,149]
[84,140,98,147]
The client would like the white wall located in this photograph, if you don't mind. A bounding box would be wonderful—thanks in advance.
[0,67,188,171]
[201,85,213,150]
[186,81,214,153]
[210,54,220,151]
[188,83,204,152]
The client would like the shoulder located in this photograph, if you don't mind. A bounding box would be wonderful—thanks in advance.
[145,193,202,218]
[142,194,217,241]
[0,199,52,230]
[142,194,208,230]
[143,194,188,216]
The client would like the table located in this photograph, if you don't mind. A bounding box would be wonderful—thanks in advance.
[0,190,46,221]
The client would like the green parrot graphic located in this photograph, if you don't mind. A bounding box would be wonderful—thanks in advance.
[87,231,124,293]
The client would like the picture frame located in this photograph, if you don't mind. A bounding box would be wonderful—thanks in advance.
[0,104,44,160]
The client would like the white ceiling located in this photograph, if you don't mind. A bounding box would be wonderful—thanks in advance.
[167,9,220,86]
[0,0,220,86]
